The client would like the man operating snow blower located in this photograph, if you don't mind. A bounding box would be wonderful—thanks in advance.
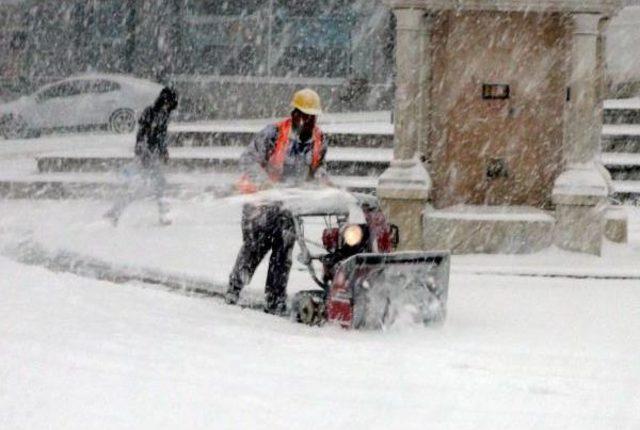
[226,88,330,314]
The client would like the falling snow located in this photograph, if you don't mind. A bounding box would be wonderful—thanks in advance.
[1,1,640,429]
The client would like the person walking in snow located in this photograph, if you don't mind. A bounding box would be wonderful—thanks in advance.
[226,88,330,314]
[104,87,178,226]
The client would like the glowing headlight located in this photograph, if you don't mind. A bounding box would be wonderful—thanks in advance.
[343,225,363,247]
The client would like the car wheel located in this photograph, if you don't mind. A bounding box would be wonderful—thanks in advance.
[1,115,31,140]
[109,109,136,134]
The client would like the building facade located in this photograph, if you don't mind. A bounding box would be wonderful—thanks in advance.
[0,0,395,118]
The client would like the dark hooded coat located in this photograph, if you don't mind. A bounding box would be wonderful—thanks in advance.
[134,87,178,166]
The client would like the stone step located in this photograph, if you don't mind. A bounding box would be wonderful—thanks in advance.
[608,168,640,181]
[34,151,640,182]
[36,144,393,177]
[36,155,389,177]
[169,119,637,152]
[601,136,640,153]
[602,153,640,180]
[604,108,640,125]
[601,124,640,153]
[170,127,639,152]
[167,113,394,148]
[604,109,640,125]
[7,173,638,204]
[610,181,640,204]
[604,98,640,125]
[1,172,636,203]
[0,173,377,199]
[169,130,394,149]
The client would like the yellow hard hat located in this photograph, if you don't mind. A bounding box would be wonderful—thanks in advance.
[291,88,322,116]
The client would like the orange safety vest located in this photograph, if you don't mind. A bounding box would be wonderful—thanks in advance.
[236,118,324,194]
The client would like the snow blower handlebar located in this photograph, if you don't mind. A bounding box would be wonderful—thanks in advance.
[292,215,329,290]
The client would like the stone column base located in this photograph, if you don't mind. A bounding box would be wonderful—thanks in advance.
[380,198,428,250]
[554,204,605,255]
[605,206,628,243]
[552,163,609,255]
[377,159,431,251]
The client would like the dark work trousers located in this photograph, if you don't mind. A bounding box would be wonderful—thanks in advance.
[228,203,296,311]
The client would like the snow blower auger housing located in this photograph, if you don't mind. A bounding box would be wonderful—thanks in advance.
[269,188,450,330]
[326,252,449,329]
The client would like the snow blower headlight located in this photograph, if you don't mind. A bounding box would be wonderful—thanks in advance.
[343,225,364,247]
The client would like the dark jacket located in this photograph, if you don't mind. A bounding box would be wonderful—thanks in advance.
[134,87,178,166]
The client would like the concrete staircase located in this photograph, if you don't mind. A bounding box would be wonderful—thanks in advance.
[3,106,640,202]
[602,100,640,203]
[0,113,393,199]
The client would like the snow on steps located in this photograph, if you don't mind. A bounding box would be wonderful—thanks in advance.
[604,98,640,124]
[0,172,377,199]
[35,146,393,177]
[601,124,640,153]
[29,149,640,201]
[168,111,394,148]
[4,104,640,200]
[604,98,640,111]
[601,153,640,181]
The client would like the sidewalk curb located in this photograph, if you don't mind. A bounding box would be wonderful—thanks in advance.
[453,267,640,280]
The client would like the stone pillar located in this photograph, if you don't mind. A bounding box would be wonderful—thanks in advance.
[377,7,432,251]
[596,17,613,192]
[417,14,433,162]
[553,13,609,255]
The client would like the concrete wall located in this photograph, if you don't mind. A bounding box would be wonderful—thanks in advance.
[429,11,570,209]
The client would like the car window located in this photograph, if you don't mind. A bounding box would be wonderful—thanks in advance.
[89,80,120,94]
[36,81,86,102]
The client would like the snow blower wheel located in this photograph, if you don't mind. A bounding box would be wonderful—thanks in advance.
[293,291,325,326]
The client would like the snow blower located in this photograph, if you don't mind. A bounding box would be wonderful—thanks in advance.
[267,188,450,329]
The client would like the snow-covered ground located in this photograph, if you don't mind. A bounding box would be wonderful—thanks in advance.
[3,250,638,430]
[1,195,640,429]
[1,127,640,429]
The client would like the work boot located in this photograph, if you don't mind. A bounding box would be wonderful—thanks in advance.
[225,288,240,305]
[264,296,287,316]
